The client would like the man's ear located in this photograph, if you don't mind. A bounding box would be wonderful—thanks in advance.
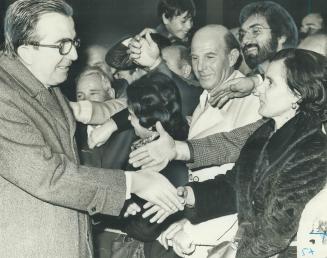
[17,45,34,65]
[182,64,192,79]
[228,49,240,68]
[103,78,115,99]
[277,35,287,51]
[107,87,115,99]
[162,13,169,25]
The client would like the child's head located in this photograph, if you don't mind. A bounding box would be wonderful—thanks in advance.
[127,73,188,140]
[158,0,195,41]
[76,66,115,102]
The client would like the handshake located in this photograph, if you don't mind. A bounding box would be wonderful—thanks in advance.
[128,163,195,223]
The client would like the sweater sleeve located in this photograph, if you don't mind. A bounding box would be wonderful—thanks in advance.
[187,119,265,170]
[184,168,238,224]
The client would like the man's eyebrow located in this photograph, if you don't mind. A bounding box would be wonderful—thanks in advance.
[53,37,76,44]
[248,23,265,29]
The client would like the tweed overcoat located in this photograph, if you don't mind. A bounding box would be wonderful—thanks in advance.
[0,54,126,258]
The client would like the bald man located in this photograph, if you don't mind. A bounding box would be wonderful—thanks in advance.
[300,13,325,39]
[298,32,327,56]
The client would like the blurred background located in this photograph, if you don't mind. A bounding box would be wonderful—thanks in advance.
[1,0,326,99]
[1,0,326,47]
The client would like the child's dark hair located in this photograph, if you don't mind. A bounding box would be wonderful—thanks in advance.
[127,73,189,140]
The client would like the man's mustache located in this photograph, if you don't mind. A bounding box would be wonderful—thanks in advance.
[242,43,260,53]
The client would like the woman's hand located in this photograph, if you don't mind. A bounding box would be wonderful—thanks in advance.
[207,241,237,258]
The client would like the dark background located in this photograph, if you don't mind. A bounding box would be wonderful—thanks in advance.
[0,0,326,99]
[1,0,326,47]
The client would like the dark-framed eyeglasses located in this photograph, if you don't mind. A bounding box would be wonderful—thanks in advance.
[238,26,271,41]
[27,38,81,55]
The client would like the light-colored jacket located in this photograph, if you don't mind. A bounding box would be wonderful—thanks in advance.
[0,54,126,258]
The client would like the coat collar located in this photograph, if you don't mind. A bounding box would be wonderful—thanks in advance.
[0,53,75,136]
[0,53,46,97]
[264,113,322,163]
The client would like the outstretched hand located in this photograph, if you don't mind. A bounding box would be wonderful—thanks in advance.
[128,31,160,68]
[129,121,176,168]
[209,77,256,108]
[129,162,184,214]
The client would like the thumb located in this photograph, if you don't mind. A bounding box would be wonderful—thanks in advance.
[145,32,155,47]
[155,121,166,136]
[177,186,187,198]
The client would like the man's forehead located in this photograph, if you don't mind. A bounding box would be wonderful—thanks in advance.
[191,29,225,54]
[191,39,224,55]
[174,10,192,20]
[302,15,322,25]
[241,14,269,29]
[35,12,76,42]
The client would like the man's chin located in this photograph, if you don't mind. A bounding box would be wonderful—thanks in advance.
[244,55,259,69]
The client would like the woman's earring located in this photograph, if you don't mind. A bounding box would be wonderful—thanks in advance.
[291,102,298,109]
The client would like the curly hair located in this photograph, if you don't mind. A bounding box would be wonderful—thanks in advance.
[271,48,327,121]
[239,1,298,48]
[127,73,189,140]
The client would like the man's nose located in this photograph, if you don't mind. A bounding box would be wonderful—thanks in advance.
[67,45,78,61]
[185,19,193,30]
[241,31,255,45]
[253,81,265,96]
[197,59,206,72]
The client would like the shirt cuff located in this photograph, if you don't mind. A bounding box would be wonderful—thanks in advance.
[124,171,132,199]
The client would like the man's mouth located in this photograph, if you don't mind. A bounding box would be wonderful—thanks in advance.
[243,44,259,55]
[57,64,71,71]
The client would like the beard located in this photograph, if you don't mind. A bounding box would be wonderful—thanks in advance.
[242,35,279,69]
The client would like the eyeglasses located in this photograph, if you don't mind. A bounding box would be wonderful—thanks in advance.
[27,38,80,55]
[238,26,271,41]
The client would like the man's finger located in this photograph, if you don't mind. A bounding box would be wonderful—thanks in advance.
[129,152,153,166]
[155,121,166,135]
[142,205,161,218]
[162,188,185,211]
[133,156,154,168]
[129,146,147,159]
[143,202,154,209]
[149,209,166,223]
[145,32,155,47]
[166,224,182,240]
[156,211,171,224]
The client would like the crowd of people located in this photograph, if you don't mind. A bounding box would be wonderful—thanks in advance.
[0,0,326,258]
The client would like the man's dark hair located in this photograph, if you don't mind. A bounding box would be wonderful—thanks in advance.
[271,48,327,121]
[224,31,243,70]
[4,0,73,57]
[158,0,196,20]
[239,1,298,48]
[127,73,189,141]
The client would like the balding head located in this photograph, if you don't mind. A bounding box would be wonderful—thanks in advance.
[298,33,327,56]
[192,25,229,52]
[301,13,324,36]
[191,25,241,91]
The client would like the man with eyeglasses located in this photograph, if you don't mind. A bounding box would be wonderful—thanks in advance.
[208,1,298,108]
[0,0,184,257]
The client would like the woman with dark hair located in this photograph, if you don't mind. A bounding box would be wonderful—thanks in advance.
[162,48,327,258]
[109,73,189,258]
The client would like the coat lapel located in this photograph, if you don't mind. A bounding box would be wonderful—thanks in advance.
[0,54,72,134]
